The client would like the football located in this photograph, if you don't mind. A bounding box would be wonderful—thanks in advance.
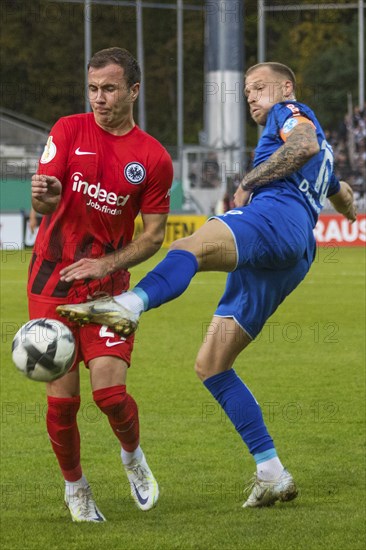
[12,318,75,382]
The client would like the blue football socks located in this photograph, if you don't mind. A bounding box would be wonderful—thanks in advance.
[203,369,276,457]
[134,249,199,310]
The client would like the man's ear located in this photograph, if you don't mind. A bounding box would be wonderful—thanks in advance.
[282,79,294,99]
[130,83,140,100]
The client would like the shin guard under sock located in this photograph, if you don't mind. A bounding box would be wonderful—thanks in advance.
[46,395,82,482]
[203,370,275,455]
[93,385,139,452]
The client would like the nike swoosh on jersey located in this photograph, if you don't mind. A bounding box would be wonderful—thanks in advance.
[105,339,125,347]
[132,483,149,505]
[75,147,96,155]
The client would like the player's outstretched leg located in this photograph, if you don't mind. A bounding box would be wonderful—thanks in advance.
[65,477,106,522]
[56,249,200,335]
[196,316,298,509]
[57,219,236,334]
[121,447,159,511]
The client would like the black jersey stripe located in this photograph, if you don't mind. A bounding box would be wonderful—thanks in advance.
[28,252,37,279]
[51,279,74,298]
[30,259,58,295]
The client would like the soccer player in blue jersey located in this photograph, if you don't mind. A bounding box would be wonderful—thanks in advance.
[57,62,357,508]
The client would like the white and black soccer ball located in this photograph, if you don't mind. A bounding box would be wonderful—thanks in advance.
[12,319,75,382]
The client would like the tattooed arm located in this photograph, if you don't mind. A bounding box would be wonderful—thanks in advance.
[240,123,320,192]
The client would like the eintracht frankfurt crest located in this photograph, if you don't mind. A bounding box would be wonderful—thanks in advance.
[124,162,146,184]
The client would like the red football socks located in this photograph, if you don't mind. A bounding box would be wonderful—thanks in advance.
[46,395,82,482]
[93,385,140,452]
[46,385,139,482]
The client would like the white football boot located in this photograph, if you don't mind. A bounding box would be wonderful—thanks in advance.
[123,452,159,511]
[65,485,106,522]
[57,296,138,337]
[243,468,298,508]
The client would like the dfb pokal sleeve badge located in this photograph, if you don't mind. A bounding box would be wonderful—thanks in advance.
[40,136,57,164]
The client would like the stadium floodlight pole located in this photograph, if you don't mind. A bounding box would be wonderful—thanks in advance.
[84,0,92,113]
[177,0,184,184]
[204,0,245,154]
[136,0,146,130]
[258,0,265,63]
[359,0,364,109]
[257,0,265,139]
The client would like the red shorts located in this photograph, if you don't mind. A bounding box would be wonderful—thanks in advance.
[28,296,134,369]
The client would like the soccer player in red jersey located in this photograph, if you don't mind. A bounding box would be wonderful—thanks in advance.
[29,47,173,522]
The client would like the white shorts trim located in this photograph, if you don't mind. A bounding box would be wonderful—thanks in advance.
[208,216,239,271]
[213,314,254,340]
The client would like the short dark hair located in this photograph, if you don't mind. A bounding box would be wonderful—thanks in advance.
[88,47,141,87]
[245,62,296,89]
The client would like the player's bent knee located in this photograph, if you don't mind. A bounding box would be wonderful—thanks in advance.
[194,358,207,381]
[93,386,127,417]
[168,237,191,252]
[194,358,219,381]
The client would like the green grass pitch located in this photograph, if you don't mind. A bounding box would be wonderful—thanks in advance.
[1,246,365,549]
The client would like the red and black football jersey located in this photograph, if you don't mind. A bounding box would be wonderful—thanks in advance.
[28,114,173,302]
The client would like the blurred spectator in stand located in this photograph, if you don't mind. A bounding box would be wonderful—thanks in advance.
[321,104,365,210]
[201,152,220,188]
[214,191,232,215]
[188,171,198,188]
[24,208,42,248]
[334,151,353,181]
[29,208,39,233]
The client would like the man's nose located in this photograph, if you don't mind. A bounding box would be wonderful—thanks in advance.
[95,89,106,102]
[247,91,256,104]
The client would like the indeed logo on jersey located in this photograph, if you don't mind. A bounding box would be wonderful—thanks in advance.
[71,172,130,214]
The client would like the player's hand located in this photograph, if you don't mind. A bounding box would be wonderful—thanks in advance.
[32,175,62,201]
[59,257,114,282]
[343,201,357,224]
[339,180,357,223]
[233,186,252,207]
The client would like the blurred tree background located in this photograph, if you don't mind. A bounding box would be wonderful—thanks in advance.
[0,0,359,148]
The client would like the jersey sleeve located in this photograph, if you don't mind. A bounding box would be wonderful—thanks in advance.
[37,118,72,181]
[274,102,315,142]
[140,149,173,214]
[326,172,341,197]
[279,115,315,142]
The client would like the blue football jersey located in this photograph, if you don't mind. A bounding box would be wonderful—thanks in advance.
[252,101,340,223]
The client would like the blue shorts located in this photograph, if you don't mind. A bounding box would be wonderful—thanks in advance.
[211,189,316,339]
